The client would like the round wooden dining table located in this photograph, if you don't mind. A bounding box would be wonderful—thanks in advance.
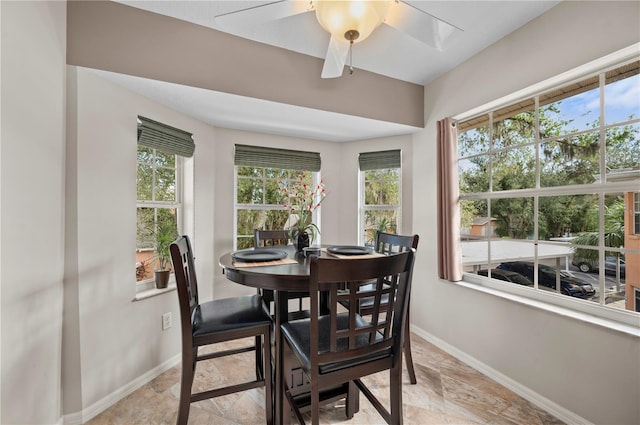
[219,245,333,424]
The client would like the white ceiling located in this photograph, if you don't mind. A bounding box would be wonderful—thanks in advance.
[99,0,560,142]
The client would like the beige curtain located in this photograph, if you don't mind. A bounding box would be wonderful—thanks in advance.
[437,118,463,281]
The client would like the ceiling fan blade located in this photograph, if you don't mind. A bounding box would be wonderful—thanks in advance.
[214,0,311,30]
[321,35,350,79]
[384,0,462,51]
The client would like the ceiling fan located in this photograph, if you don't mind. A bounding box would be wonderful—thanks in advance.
[214,0,462,79]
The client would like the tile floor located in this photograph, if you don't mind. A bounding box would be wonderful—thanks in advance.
[87,333,565,425]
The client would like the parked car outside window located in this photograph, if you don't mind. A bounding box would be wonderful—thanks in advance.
[497,261,595,298]
[571,255,626,277]
[477,269,533,286]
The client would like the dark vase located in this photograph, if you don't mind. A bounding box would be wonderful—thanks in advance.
[293,231,310,253]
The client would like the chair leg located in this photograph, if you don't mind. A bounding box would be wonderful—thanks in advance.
[177,346,196,425]
[390,363,404,425]
[255,335,264,381]
[403,318,417,385]
[262,331,274,425]
[345,381,359,419]
[311,379,320,425]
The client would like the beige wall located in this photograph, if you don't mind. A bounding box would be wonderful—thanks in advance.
[413,2,640,424]
[1,1,67,423]
[2,1,639,424]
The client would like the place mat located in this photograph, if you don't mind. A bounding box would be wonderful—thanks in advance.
[322,248,385,259]
[233,258,298,268]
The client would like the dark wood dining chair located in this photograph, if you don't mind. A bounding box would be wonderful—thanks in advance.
[281,250,415,425]
[339,231,420,384]
[170,235,273,425]
[254,229,308,319]
[254,229,291,247]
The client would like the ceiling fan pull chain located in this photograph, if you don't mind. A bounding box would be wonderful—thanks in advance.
[349,40,354,75]
[344,29,359,76]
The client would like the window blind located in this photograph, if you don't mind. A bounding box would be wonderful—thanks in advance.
[358,149,401,171]
[234,144,321,172]
[137,116,195,157]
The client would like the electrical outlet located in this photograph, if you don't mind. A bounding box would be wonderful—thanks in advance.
[162,312,172,330]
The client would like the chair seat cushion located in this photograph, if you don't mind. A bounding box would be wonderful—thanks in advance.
[281,313,390,374]
[193,294,271,336]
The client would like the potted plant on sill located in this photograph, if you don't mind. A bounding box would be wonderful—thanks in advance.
[153,219,178,289]
[366,217,392,247]
[279,177,327,252]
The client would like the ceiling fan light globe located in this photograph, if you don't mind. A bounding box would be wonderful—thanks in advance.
[315,0,392,44]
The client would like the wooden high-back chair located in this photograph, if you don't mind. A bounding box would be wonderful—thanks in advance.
[254,229,290,247]
[170,235,273,425]
[281,250,416,425]
[340,231,420,384]
[254,229,308,318]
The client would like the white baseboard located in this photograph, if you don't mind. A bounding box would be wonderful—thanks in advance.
[63,354,181,425]
[410,325,592,425]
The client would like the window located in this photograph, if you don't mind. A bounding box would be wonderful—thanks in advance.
[359,150,401,245]
[136,117,194,287]
[634,192,640,235]
[457,60,640,314]
[234,145,321,250]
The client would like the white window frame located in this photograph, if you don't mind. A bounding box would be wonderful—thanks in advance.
[358,166,402,246]
[234,167,322,250]
[454,46,640,330]
[136,147,183,293]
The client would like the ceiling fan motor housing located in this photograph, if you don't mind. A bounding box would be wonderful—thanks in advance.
[315,0,392,44]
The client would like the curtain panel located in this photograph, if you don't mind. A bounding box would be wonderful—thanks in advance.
[437,118,463,281]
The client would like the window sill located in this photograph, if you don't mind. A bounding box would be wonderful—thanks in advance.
[133,282,177,301]
[461,273,640,338]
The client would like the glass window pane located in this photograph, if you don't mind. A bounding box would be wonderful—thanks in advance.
[458,123,489,156]
[363,210,397,245]
[540,132,600,187]
[236,178,263,204]
[265,210,289,230]
[605,71,640,125]
[635,193,640,235]
[237,209,264,236]
[491,146,536,191]
[460,199,488,241]
[492,103,535,149]
[540,77,600,137]
[155,150,175,168]
[136,164,153,201]
[380,180,399,204]
[539,194,597,240]
[265,179,282,205]
[237,166,262,178]
[137,146,153,164]
[606,123,640,172]
[236,237,254,250]
[155,167,176,201]
[459,156,489,194]
[491,198,534,239]
[264,167,288,179]
[136,207,155,250]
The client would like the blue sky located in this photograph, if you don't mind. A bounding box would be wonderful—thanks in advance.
[562,74,640,129]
